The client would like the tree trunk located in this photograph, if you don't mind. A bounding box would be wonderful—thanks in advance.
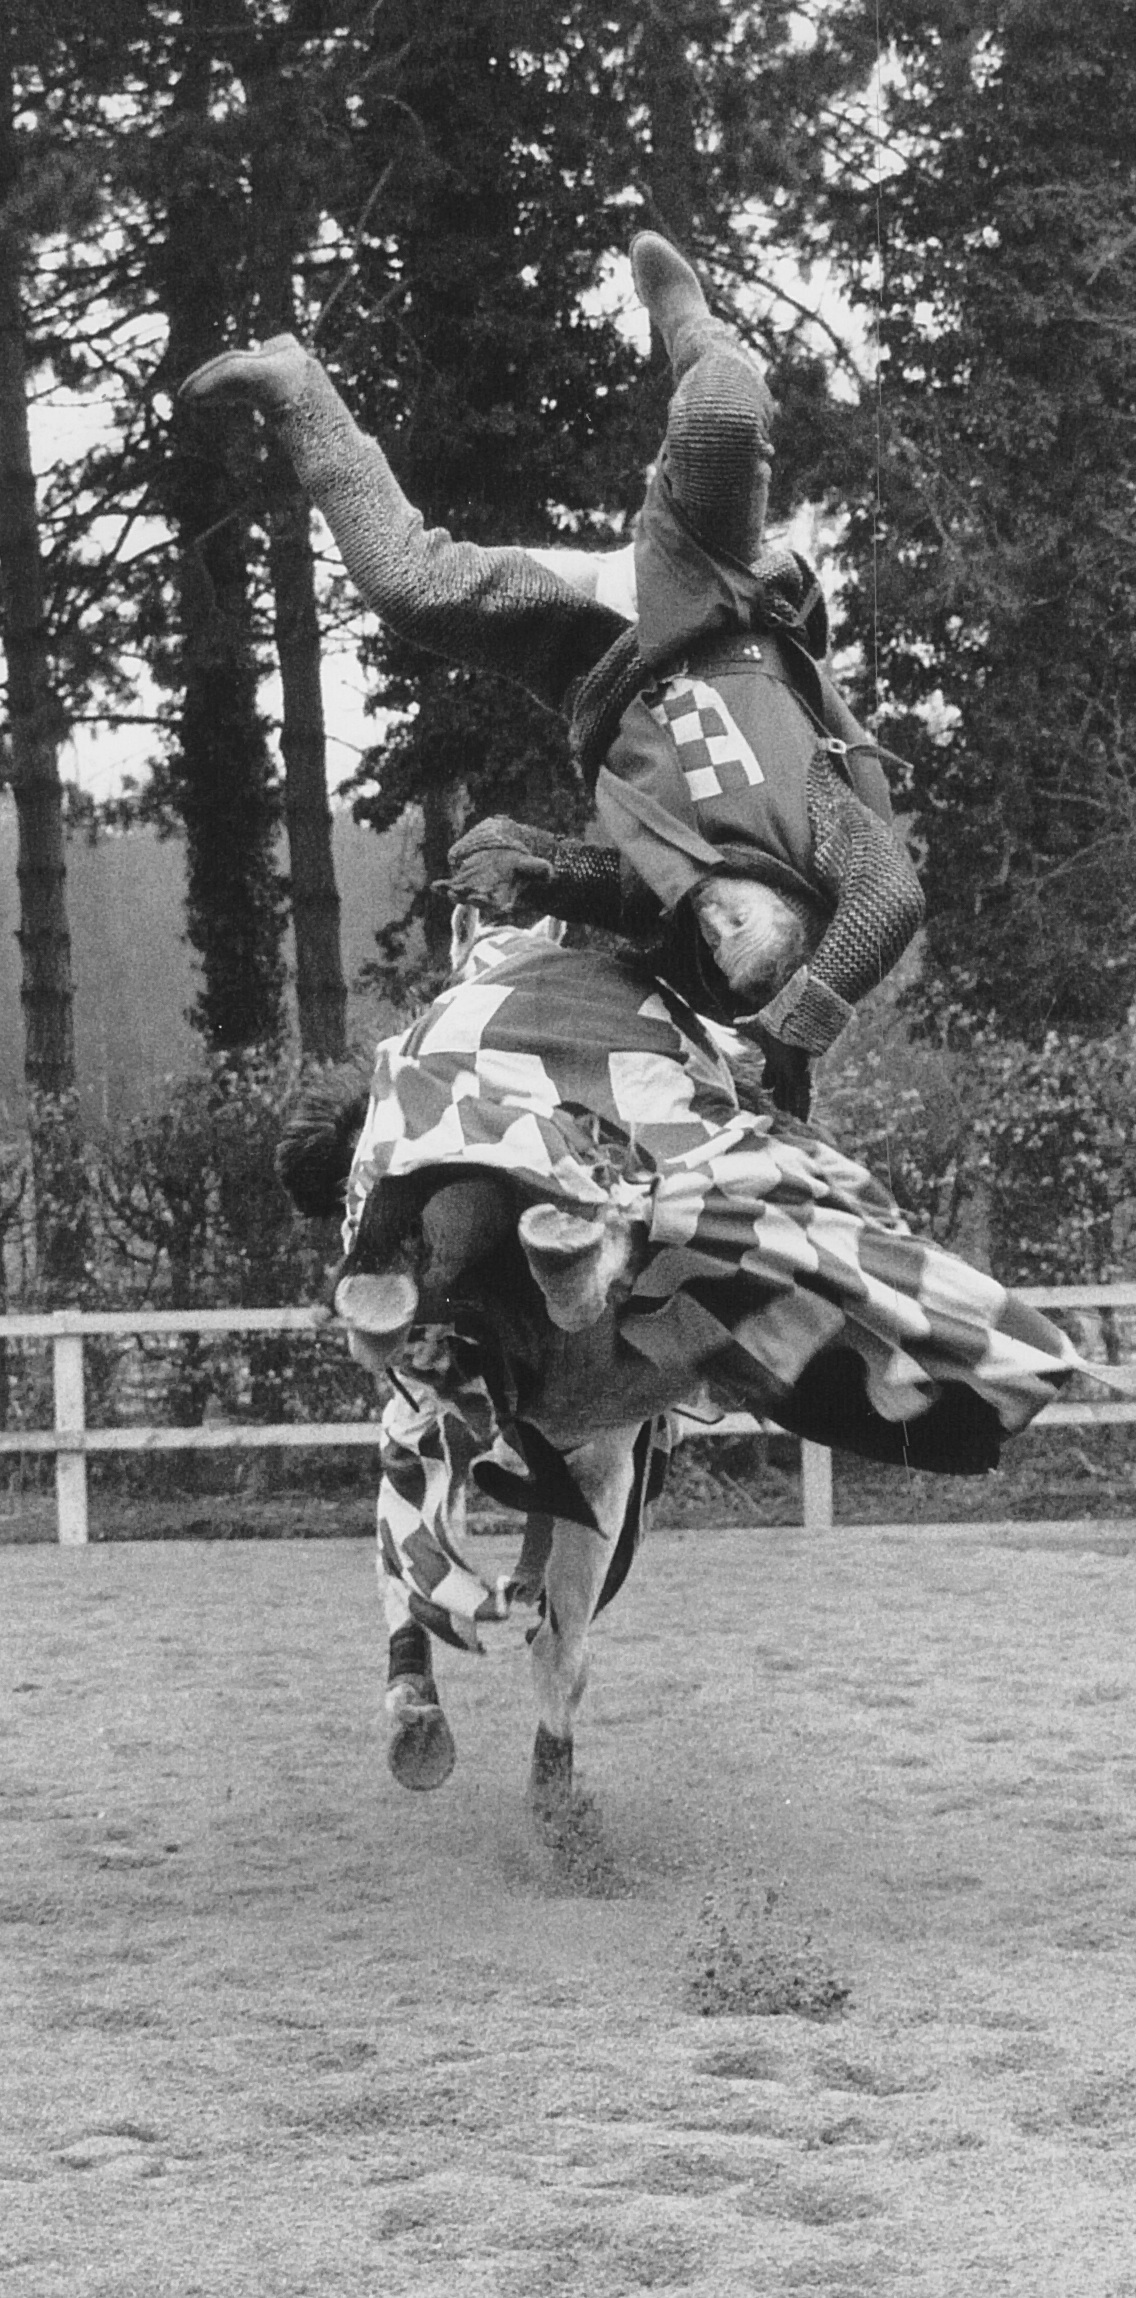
[0,53,89,1299]
[641,3,699,413]
[248,52,348,1062]
[0,59,76,1100]
[267,477,348,1058]
[643,1,698,254]
[157,0,285,1054]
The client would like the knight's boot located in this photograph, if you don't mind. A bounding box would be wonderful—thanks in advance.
[518,1204,637,1334]
[630,231,733,378]
[385,1624,456,1792]
[177,332,310,411]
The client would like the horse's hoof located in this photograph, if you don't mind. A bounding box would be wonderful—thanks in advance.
[518,1205,632,1333]
[177,334,306,407]
[336,1271,420,1372]
[335,1270,420,1333]
[529,1721,573,1821]
[386,1675,456,1792]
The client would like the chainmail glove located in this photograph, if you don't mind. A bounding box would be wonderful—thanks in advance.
[446,817,558,915]
[449,819,657,934]
[753,967,855,1056]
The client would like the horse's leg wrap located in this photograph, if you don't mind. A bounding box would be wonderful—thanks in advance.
[387,1621,432,1682]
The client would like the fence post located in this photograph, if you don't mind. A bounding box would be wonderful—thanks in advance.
[52,1332,89,1547]
[801,1440,833,1532]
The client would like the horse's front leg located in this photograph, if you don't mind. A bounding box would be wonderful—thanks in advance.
[382,1576,457,1793]
[528,1423,640,1820]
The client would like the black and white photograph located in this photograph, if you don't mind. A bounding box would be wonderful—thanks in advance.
[2,4,1135,2291]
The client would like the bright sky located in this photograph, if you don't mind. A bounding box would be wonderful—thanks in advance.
[28,372,383,805]
[25,201,396,802]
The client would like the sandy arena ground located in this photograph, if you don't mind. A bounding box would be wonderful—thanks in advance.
[3,1518,1136,2298]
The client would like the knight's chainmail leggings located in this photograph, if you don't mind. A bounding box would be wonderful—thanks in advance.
[267,332,782,711]
[267,326,922,1037]
[270,362,621,709]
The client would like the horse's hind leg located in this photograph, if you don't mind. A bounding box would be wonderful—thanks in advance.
[528,1424,639,1819]
[383,1599,456,1794]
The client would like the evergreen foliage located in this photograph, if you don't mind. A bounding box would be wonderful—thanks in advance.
[2,1050,372,1452]
[3,0,1135,1303]
[813,0,1136,1039]
[330,0,862,976]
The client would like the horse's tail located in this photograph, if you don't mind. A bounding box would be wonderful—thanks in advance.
[276,1065,371,1219]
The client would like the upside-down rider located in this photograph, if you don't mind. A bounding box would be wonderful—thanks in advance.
[179,231,926,1127]
[180,242,1115,1790]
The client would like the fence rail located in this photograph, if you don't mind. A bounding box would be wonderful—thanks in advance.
[1,1285,1133,1546]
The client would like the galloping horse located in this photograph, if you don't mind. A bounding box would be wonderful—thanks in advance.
[280,910,1089,1819]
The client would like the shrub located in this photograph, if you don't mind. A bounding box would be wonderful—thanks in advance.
[0,1050,377,1492]
[817,1001,1136,1292]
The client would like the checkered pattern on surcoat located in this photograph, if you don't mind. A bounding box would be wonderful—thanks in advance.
[350,926,1075,1647]
[647,674,765,804]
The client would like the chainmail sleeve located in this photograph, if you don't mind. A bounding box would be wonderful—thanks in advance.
[756,751,926,1054]
[272,354,626,712]
[537,842,661,938]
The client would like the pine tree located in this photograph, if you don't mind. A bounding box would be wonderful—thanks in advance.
[152,0,286,1052]
[246,31,349,1060]
[329,0,856,984]
[0,43,78,1100]
[28,1,362,1058]
[813,0,1136,1039]
[0,2,120,1293]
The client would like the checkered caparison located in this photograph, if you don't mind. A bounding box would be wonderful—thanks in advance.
[376,1342,513,1655]
[351,926,1076,1560]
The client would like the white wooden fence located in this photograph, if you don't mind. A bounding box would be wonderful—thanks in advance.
[1,1282,1134,1546]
